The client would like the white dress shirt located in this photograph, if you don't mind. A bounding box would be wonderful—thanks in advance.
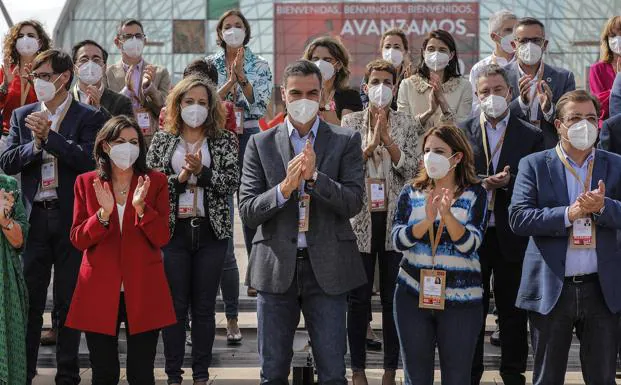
[33,94,73,202]
[483,112,510,227]
[171,138,211,217]
[517,62,554,122]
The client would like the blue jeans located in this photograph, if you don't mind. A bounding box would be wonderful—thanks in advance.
[220,194,239,319]
[238,126,259,257]
[394,283,483,385]
[257,259,348,385]
[529,279,619,385]
[162,218,228,384]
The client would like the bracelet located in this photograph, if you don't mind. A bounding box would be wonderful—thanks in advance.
[96,208,110,227]
[385,141,398,149]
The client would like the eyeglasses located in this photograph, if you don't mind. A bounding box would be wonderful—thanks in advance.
[77,57,104,66]
[30,72,57,82]
[516,37,545,46]
[119,33,146,41]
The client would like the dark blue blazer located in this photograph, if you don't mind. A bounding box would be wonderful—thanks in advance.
[504,61,576,149]
[0,99,105,228]
[599,114,621,154]
[509,148,621,315]
[459,112,544,262]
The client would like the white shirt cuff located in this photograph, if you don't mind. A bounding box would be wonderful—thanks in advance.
[276,184,289,208]
[564,207,572,228]
[518,97,529,114]
[543,103,555,121]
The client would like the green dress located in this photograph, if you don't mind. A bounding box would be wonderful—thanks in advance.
[0,175,29,385]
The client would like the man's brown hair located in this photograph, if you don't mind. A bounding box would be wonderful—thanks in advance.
[556,90,601,122]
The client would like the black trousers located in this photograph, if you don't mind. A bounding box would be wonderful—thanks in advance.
[471,228,528,385]
[24,205,81,385]
[85,293,160,385]
[347,212,400,370]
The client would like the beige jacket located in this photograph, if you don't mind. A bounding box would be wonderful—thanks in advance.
[341,109,423,253]
[397,74,473,137]
[103,61,171,135]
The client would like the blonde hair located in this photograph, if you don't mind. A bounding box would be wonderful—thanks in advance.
[302,36,351,91]
[164,75,225,138]
[600,16,621,63]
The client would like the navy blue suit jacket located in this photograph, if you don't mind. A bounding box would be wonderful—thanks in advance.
[599,114,621,154]
[504,61,576,149]
[0,99,105,228]
[460,113,544,261]
[509,148,621,315]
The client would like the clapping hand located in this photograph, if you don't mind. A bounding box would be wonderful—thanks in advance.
[433,188,454,218]
[577,180,606,214]
[93,179,114,219]
[483,165,511,191]
[0,189,15,222]
[233,48,245,80]
[425,189,438,221]
[2,57,17,84]
[142,65,156,90]
[301,139,316,181]
[85,85,102,108]
[184,150,203,175]
[518,75,534,105]
[280,153,305,199]
[125,65,136,91]
[25,111,51,145]
[132,175,151,215]
[536,80,553,113]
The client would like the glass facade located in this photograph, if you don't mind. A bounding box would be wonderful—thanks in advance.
[54,0,617,87]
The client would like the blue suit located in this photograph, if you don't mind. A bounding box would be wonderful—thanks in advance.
[509,148,621,315]
[0,99,104,223]
[0,98,105,385]
[610,73,621,118]
[504,61,576,149]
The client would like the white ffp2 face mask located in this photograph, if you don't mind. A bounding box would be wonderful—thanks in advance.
[109,142,140,171]
[287,99,319,125]
[609,36,621,55]
[122,37,144,58]
[382,48,404,67]
[424,151,456,180]
[367,84,393,108]
[424,51,451,72]
[222,27,245,48]
[517,42,543,66]
[564,120,598,151]
[34,76,62,103]
[500,34,515,54]
[16,36,39,56]
[77,61,103,85]
[480,90,510,119]
[314,59,335,82]
[181,104,209,128]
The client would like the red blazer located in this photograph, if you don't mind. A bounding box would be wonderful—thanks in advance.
[66,170,176,336]
[0,66,37,134]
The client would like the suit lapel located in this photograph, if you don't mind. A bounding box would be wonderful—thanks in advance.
[470,118,487,174]
[546,150,570,206]
[496,114,520,173]
[58,100,77,137]
[314,120,333,170]
[276,123,292,172]
[591,150,608,191]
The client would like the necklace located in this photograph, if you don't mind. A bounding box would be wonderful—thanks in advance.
[114,182,131,196]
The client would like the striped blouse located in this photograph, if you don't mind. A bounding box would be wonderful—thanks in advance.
[391,183,488,306]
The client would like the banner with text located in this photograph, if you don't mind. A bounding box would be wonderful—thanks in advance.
[274,2,479,87]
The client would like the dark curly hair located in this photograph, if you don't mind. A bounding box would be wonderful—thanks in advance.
[3,20,52,66]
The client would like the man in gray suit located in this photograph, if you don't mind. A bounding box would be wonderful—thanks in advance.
[239,60,366,385]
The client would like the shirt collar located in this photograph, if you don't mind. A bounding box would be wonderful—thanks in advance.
[286,116,320,140]
[558,143,595,169]
[517,61,543,80]
[122,59,144,72]
[42,93,72,116]
[484,110,511,131]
